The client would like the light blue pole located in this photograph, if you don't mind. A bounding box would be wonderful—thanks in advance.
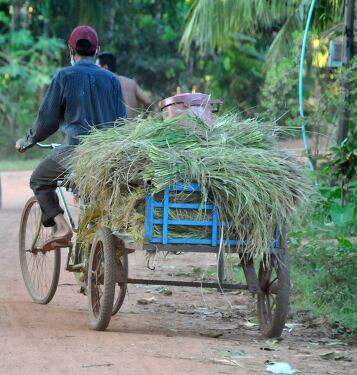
[299,0,317,173]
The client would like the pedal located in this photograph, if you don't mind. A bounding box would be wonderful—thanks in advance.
[54,242,73,248]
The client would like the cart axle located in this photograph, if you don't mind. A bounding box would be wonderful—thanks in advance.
[126,277,248,289]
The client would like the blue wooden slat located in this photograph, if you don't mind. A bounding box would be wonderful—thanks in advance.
[274,225,279,248]
[149,237,244,245]
[144,193,154,242]
[145,182,278,248]
[211,205,218,246]
[169,182,201,192]
[150,238,212,245]
[162,188,169,244]
[153,201,214,209]
[153,219,213,226]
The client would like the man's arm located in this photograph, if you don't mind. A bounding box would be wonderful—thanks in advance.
[135,83,151,107]
[16,74,63,152]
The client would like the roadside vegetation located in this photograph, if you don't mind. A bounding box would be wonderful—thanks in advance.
[0,158,41,171]
[289,132,357,331]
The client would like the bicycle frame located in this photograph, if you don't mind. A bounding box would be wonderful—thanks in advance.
[56,186,77,233]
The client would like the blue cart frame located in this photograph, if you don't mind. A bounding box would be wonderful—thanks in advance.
[119,181,281,294]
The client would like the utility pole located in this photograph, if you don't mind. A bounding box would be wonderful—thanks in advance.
[337,0,355,144]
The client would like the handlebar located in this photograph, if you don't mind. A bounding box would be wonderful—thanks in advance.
[36,143,61,149]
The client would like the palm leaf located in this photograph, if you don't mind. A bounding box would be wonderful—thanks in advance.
[180,0,344,62]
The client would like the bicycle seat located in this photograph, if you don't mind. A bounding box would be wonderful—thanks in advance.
[56,176,78,194]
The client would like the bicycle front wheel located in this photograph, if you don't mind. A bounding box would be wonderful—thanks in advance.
[19,197,61,304]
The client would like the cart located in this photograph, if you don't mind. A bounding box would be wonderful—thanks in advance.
[114,179,290,338]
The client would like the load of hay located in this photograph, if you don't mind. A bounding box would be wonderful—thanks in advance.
[71,113,311,258]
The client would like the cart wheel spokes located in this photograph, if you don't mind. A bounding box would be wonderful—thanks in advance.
[112,253,128,316]
[257,232,290,338]
[88,228,116,331]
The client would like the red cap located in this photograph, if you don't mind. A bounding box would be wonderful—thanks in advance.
[69,25,99,53]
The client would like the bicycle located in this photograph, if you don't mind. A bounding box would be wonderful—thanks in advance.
[19,143,128,330]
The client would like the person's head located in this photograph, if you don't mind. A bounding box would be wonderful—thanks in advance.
[96,52,117,73]
[69,25,99,63]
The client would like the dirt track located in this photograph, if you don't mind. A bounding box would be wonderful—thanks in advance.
[0,171,355,375]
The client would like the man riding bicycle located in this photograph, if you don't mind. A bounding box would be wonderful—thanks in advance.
[15,25,127,250]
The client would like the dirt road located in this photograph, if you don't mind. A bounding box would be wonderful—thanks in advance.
[0,171,355,375]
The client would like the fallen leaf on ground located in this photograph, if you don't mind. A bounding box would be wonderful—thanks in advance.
[210,358,243,367]
[243,321,258,328]
[220,349,246,359]
[176,309,195,314]
[199,330,224,338]
[137,297,156,305]
[334,355,352,362]
[285,323,303,329]
[320,351,336,360]
[153,287,172,296]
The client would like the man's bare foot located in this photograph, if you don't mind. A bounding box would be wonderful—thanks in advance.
[53,213,73,239]
[40,214,73,251]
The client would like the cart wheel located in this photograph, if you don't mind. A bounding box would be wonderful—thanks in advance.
[88,227,116,330]
[19,197,61,304]
[72,242,86,290]
[257,228,290,338]
[112,253,128,315]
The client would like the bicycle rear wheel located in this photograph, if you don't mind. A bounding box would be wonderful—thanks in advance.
[19,197,61,304]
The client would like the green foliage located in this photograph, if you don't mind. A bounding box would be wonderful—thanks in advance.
[203,35,264,110]
[181,0,344,63]
[290,176,357,328]
[0,158,42,171]
[110,1,196,96]
[291,239,357,329]
[0,29,64,157]
[260,34,301,130]
[328,136,357,182]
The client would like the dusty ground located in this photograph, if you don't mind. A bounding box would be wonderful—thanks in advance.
[0,171,355,375]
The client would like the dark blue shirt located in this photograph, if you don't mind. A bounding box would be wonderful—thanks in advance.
[25,59,127,146]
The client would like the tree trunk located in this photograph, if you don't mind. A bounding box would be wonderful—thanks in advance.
[337,0,355,144]
[11,0,25,31]
[43,0,51,37]
[102,0,119,47]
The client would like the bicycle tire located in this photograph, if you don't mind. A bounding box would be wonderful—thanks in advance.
[19,196,61,304]
[257,227,290,338]
[87,227,116,330]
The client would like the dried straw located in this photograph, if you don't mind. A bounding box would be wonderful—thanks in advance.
[71,113,311,259]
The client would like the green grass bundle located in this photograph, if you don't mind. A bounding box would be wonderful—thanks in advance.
[71,113,311,258]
